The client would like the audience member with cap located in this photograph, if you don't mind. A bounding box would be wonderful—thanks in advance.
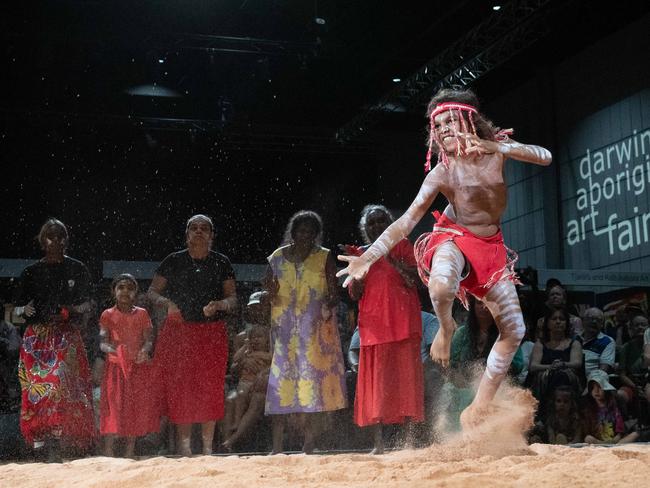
[581,369,639,444]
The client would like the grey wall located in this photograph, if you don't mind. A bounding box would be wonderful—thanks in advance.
[560,90,650,270]
[488,14,650,273]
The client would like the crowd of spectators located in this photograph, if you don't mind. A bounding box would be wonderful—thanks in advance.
[1,213,650,462]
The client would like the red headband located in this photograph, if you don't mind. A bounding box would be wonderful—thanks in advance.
[425,102,479,172]
[429,102,478,120]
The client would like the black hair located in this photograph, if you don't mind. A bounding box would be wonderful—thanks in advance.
[281,210,323,247]
[37,218,68,251]
[425,88,498,155]
[542,307,571,343]
[111,273,139,292]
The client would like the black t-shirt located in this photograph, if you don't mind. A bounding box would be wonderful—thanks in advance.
[14,256,91,324]
[156,249,235,322]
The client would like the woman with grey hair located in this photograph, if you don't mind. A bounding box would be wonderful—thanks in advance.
[346,205,423,453]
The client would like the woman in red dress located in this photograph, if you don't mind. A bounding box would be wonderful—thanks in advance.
[347,205,424,453]
[99,274,158,457]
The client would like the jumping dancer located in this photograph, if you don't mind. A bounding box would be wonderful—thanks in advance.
[337,88,552,427]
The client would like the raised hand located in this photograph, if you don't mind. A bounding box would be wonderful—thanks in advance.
[23,300,36,317]
[135,348,150,364]
[456,131,501,155]
[336,255,371,288]
[203,300,219,317]
[167,300,181,316]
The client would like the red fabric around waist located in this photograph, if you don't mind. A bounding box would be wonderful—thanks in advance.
[414,212,519,308]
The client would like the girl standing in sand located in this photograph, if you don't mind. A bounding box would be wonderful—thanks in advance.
[99,274,159,457]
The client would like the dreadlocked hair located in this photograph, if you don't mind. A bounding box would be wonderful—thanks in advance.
[424,88,498,159]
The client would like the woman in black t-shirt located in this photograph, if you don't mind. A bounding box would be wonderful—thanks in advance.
[149,214,237,456]
[14,218,96,461]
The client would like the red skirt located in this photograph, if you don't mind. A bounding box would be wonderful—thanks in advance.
[354,337,424,427]
[414,211,518,308]
[19,322,95,447]
[154,314,228,424]
[100,360,160,436]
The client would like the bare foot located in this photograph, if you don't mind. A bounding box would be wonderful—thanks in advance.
[429,328,453,367]
[369,446,384,455]
[302,439,314,454]
[178,447,193,457]
[555,433,568,445]
[221,439,233,453]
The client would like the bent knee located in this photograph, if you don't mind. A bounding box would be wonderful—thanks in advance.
[510,321,526,343]
[498,313,526,342]
[428,278,458,303]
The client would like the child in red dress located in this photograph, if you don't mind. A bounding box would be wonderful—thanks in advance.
[99,274,159,457]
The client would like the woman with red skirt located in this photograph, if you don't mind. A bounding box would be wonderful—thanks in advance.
[347,205,424,454]
[148,214,236,456]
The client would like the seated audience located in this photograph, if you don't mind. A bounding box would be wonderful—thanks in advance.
[527,308,583,408]
[581,370,638,444]
[222,324,272,451]
[579,307,615,376]
[536,285,583,337]
[617,313,649,410]
[605,305,631,346]
[543,385,582,444]
[0,306,21,413]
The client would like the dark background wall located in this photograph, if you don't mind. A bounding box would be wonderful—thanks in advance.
[2,6,649,281]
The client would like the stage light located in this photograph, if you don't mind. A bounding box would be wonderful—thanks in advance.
[314,17,326,25]
[158,59,165,64]
[392,78,401,83]
[492,5,501,11]
[125,84,182,97]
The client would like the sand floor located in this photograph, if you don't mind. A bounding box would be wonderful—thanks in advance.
[4,384,648,487]
[1,443,650,488]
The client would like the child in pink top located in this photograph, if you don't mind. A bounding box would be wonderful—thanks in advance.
[99,274,158,457]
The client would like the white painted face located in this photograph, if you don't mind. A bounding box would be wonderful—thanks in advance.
[433,110,463,153]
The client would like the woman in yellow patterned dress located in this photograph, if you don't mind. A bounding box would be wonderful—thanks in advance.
[264,210,347,453]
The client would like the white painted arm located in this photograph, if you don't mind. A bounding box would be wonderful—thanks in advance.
[337,167,442,287]
[498,140,552,166]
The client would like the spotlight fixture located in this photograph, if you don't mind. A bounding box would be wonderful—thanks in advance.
[492,5,501,11]
[392,78,401,83]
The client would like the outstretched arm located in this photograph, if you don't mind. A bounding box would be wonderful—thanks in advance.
[337,167,443,287]
[461,132,552,166]
[498,140,552,166]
